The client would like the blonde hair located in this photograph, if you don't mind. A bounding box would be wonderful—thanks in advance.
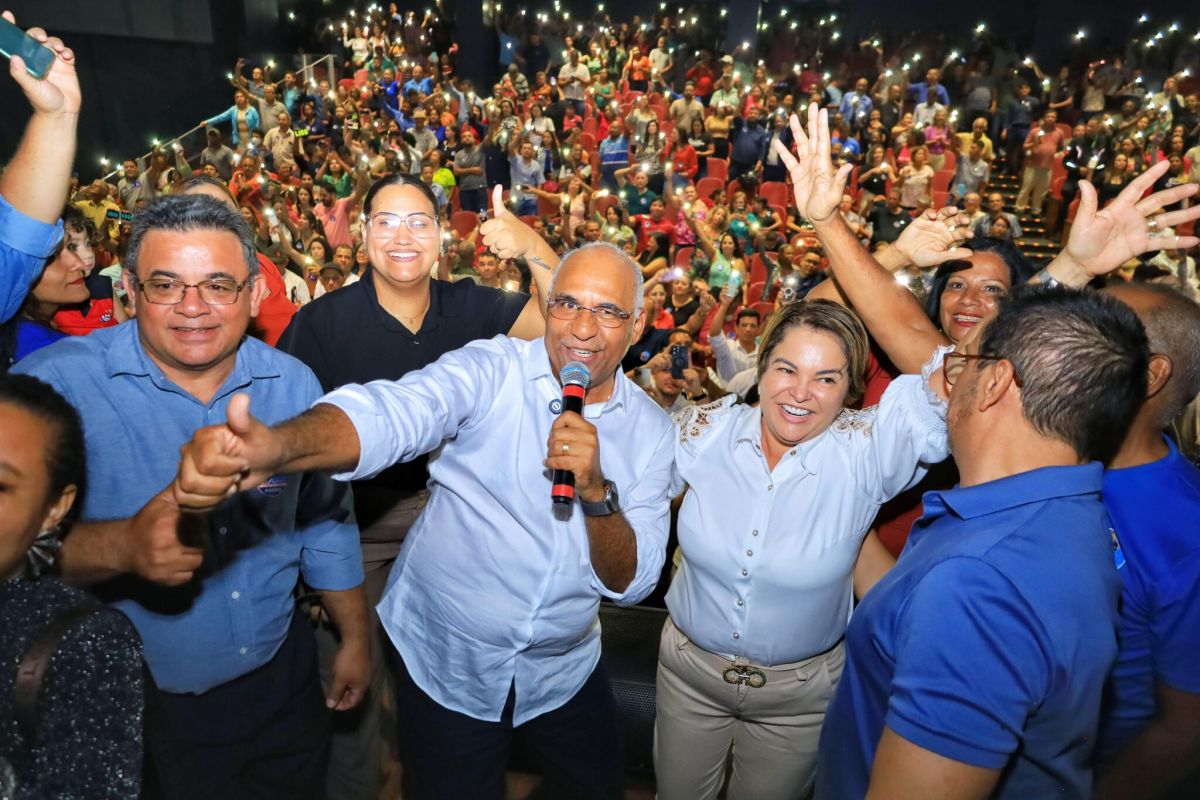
[755,299,869,405]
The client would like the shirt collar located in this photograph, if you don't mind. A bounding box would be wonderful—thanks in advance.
[731,403,822,475]
[524,337,628,414]
[104,319,280,403]
[924,462,1104,522]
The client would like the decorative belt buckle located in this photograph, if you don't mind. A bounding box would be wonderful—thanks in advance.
[722,664,767,688]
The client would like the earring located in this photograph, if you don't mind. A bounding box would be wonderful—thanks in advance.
[25,525,63,579]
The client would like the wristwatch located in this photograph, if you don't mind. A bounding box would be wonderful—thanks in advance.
[579,479,621,517]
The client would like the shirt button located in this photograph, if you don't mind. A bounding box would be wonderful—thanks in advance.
[746,549,753,557]
[231,591,240,600]
[239,646,248,655]
[752,529,759,536]
[767,485,774,491]
[219,527,228,535]
[741,568,748,576]
[737,598,744,606]
[732,632,740,640]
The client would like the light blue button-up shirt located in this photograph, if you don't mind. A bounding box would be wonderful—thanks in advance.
[667,375,949,665]
[0,193,64,324]
[15,321,363,693]
[322,335,676,724]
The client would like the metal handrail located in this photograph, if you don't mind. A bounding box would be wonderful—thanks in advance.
[97,54,338,182]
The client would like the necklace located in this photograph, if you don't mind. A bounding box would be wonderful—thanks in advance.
[398,294,430,325]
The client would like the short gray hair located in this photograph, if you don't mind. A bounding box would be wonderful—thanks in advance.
[550,241,644,317]
[126,194,259,279]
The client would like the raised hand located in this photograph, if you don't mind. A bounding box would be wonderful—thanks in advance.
[2,11,79,116]
[479,184,546,260]
[1063,159,1200,277]
[770,104,854,224]
[892,206,975,269]
[175,394,285,510]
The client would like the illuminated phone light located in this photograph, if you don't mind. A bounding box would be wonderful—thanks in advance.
[99,157,109,166]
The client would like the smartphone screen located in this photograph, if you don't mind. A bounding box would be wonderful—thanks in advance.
[0,18,55,79]
[670,344,688,379]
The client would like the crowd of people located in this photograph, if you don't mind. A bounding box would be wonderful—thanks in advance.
[1,4,1200,800]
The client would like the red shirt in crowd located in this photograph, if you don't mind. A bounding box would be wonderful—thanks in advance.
[668,143,698,181]
[251,253,298,346]
[633,214,674,253]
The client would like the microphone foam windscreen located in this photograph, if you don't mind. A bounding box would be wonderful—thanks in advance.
[560,361,592,388]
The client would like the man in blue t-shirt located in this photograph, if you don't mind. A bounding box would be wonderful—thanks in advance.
[819,288,1149,799]
[1093,283,1200,799]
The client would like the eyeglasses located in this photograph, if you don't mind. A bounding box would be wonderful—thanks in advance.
[135,278,249,305]
[943,351,1022,389]
[367,211,438,239]
[547,298,633,328]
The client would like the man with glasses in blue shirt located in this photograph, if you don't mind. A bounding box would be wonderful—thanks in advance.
[178,240,677,800]
[818,287,1150,799]
[15,194,369,800]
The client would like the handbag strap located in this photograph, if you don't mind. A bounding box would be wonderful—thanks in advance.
[13,603,102,744]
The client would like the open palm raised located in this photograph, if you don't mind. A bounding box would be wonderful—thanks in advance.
[1062,158,1200,277]
[770,104,855,224]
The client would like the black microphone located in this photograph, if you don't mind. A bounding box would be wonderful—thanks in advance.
[552,361,591,510]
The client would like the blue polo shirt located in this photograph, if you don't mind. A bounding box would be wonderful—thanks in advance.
[1096,437,1200,763]
[819,463,1121,799]
[0,193,64,324]
[908,81,951,106]
[598,135,630,170]
[15,321,363,694]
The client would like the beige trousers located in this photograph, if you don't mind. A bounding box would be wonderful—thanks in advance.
[653,615,845,800]
[1016,166,1052,214]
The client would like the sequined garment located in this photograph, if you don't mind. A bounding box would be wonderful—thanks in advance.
[0,578,143,799]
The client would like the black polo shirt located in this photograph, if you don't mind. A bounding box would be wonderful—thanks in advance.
[277,273,528,526]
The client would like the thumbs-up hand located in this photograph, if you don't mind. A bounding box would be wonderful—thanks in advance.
[174,394,286,510]
[479,184,546,261]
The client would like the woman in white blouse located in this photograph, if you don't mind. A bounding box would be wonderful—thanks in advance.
[654,299,950,800]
